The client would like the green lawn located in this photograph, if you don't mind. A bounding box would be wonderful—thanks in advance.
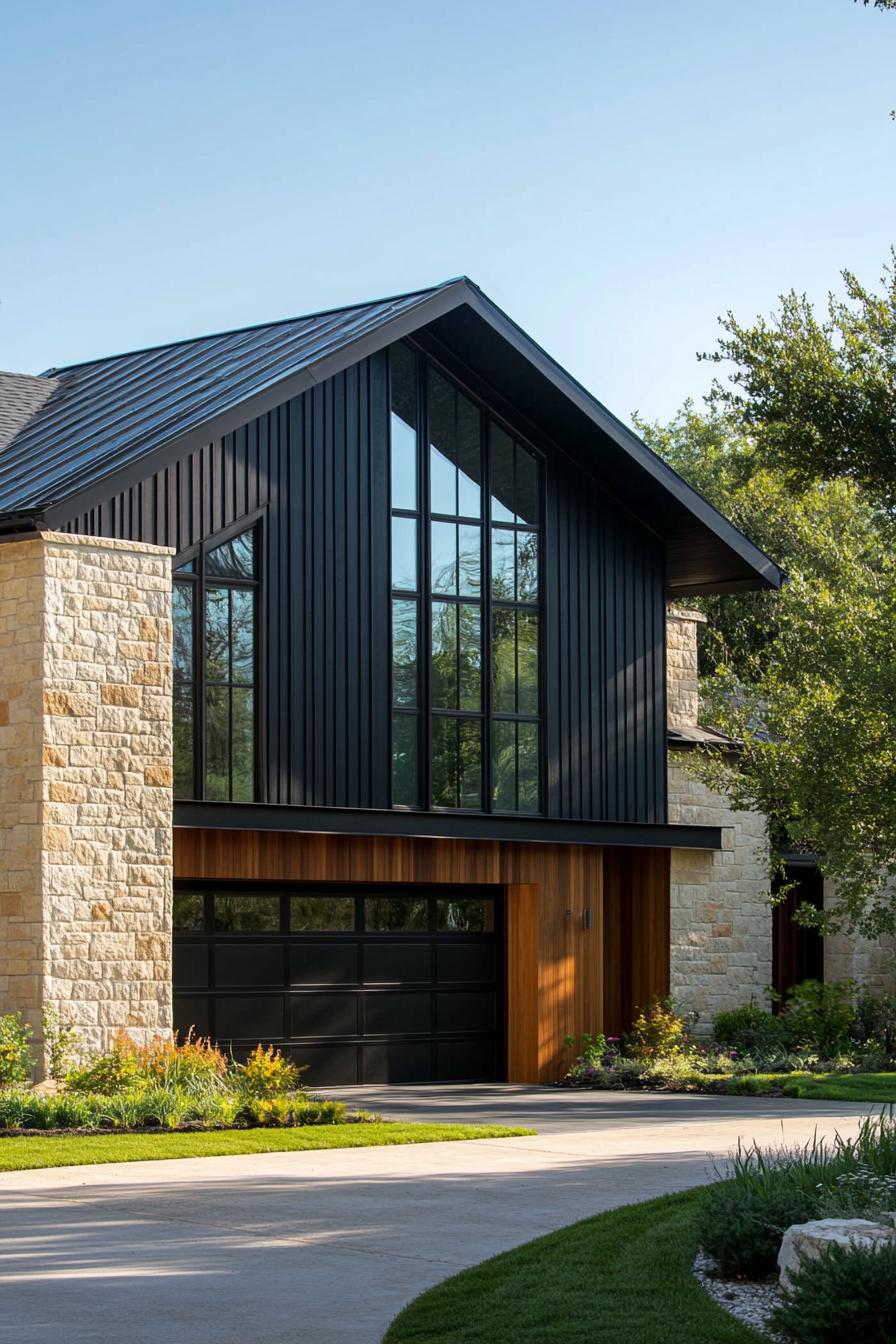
[774,1071,896,1103]
[384,1189,763,1344]
[0,1123,532,1172]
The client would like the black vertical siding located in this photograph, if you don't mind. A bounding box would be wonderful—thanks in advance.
[62,351,666,824]
[63,353,392,812]
[543,451,666,825]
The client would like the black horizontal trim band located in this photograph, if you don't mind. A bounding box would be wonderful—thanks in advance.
[174,801,723,851]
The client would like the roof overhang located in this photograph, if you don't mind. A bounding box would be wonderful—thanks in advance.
[6,278,783,595]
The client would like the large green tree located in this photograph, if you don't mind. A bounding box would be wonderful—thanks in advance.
[639,257,896,938]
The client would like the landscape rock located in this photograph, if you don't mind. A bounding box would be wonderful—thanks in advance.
[778,1218,896,1288]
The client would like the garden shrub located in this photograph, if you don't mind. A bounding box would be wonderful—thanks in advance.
[237,1044,306,1098]
[42,1006,79,1082]
[780,979,856,1057]
[855,989,896,1056]
[136,1031,228,1094]
[698,1113,896,1277]
[0,1013,35,1086]
[713,1002,785,1056]
[64,1032,141,1094]
[772,1240,896,1344]
[624,996,688,1060]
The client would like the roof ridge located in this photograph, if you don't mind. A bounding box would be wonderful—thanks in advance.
[42,277,467,378]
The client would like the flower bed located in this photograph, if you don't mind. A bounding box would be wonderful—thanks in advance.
[0,1014,353,1134]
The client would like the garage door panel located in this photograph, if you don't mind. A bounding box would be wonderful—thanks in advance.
[364,992,431,1036]
[437,1038,496,1082]
[290,942,359,985]
[216,995,284,1041]
[173,943,208,989]
[173,995,211,1039]
[362,943,430,984]
[290,993,358,1038]
[293,1043,359,1086]
[437,991,496,1033]
[363,1041,432,1083]
[437,943,496,984]
[215,943,284,987]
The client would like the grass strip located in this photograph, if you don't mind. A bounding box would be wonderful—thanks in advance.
[0,1123,533,1171]
[384,1188,764,1344]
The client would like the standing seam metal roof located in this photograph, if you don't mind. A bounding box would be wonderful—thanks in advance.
[0,281,451,515]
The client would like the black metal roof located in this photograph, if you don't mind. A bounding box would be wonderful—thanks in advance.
[0,277,783,594]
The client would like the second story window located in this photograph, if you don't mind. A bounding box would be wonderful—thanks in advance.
[389,343,542,814]
[173,525,259,802]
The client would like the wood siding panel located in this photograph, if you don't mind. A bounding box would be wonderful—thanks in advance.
[174,827,609,1083]
[602,846,670,1036]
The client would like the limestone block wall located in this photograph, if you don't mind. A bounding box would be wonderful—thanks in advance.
[668,761,773,1031]
[823,880,896,994]
[666,607,705,730]
[0,531,174,1067]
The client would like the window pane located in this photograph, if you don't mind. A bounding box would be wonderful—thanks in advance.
[174,891,205,932]
[206,530,255,579]
[392,713,418,807]
[436,898,493,933]
[431,601,458,710]
[518,611,539,715]
[205,587,230,682]
[231,687,254,802]
[515,445,539,526]
[457,524,481,596]
[175,558,195,574]
[518,722,540,813]
[430,445,457,517]
[490,423,515,523]
[492,720,516,812]
[458,719,482,808]
[230,588,255,683]
[430,715,457,808]
[517,531,539,603]
[456,392,481,519]
[391,515,417,592]
[491,528,515,600]
[392,599,418,706]
[390,344,418,512]
[173,682,194,798]
[492,608,516,714]
[291,896,355,932]
[458,605,481,711]
[214,894,280,932]
[364,897,428,932]
[173,582,194,680]
[431,520,457,594]
[205,685,229,800]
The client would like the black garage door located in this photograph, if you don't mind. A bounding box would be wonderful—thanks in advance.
[172,885,503,1085]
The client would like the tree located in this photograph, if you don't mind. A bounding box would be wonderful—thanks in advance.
[703,254,896,507]
[640,310,896,936]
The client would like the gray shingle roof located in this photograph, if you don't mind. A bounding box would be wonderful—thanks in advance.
[0,372,60,453]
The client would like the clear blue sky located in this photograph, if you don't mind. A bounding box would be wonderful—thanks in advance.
[3,0,894,423]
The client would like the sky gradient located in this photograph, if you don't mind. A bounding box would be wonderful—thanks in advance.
[3,0,894,424]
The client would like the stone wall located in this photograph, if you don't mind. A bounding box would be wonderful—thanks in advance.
[823,881,896,994]
[0,531,174,1069]
[668,760,772,1028]
[665,606,772,1028]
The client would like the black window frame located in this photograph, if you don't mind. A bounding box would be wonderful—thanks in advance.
[388,342,544,817]
[173,510,264,803]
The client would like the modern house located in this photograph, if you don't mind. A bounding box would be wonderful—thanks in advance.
[0,278,792,1085]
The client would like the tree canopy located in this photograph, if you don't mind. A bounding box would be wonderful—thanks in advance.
[642,255,896,937]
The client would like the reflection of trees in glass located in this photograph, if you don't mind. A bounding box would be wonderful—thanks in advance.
[173,891,204,931]
[436,898,492,932]
[364,897,428,931]
[213,894,279,932]
[392,599,418,705]
[432,601,480,710]
[290,896,355,931]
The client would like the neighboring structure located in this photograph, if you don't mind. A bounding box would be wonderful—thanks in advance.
[0,278,793,1081]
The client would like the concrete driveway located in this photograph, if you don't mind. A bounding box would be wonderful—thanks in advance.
[0,1088,876,1344]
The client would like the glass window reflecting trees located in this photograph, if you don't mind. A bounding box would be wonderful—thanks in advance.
[173,525,259,802]
[388,343,541,813]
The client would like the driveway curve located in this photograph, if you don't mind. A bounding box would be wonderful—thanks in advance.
[0,1088,876,1344]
